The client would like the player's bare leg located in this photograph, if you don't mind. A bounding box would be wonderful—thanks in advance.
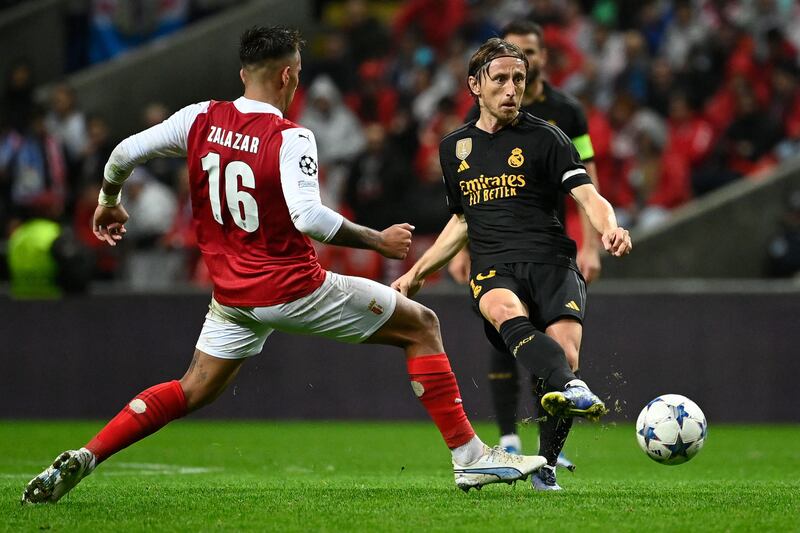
[22,350,244,504]
[366,293,546,491]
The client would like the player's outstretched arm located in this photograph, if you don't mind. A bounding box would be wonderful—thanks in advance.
[570,183,632,257]
[327,220,414,259]
[392,214,468,297]
[576,161,602,282]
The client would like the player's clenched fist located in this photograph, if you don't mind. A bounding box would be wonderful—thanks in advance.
[378,223,414,259]
[93,204,129,247]
[602,227,632,257]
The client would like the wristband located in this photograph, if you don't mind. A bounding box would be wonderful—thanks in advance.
[98,189,122,208]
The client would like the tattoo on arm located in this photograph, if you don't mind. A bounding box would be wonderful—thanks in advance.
[327,218,382,251]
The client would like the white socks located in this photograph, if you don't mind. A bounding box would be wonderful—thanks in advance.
[451,435,485,465]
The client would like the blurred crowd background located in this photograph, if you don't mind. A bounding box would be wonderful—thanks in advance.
[2,0,800,297]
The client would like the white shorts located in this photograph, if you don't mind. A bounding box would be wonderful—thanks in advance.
[195,271,397,359]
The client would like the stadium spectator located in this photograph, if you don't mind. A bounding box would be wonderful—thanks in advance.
[300,75,365,166]
[614,30,650,104]
[2,59,35,132]
[344,60,398,128]
[161,163,206,285]
[693,80,781,196]
[665,91,714,174]
[300,75,366,207]
[660,0,706,70]
[121,167,177,248]
[770,61,800,161]
[339,0,391,65]
[3,106,66,227]
[392,0,467,53]
[766,188,800,278]
[121,167,181,289]
[344,122,407,228]
[140,102,184,186]
[622,120,692,231]
[541,26,584,89]
[646,57,677,117]
[44,83,88,167]
[583,20,625,109]
[562,0,593,54]
[404,140,451,235]
[88,0,190,63]
[303,28,356,94]
[526,0,565,27]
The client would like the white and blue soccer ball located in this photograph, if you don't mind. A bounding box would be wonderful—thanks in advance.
[636,394,707,465]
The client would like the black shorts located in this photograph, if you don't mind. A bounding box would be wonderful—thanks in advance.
[469,262,587,351]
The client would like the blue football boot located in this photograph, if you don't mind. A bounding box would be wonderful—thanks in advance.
[541,384,608,421]
[531,465,562,491]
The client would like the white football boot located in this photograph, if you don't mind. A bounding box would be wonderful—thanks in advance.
[453,445,546,492]
[21,448,96,504]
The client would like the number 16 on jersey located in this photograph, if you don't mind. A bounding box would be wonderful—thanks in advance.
[201,151,260,233]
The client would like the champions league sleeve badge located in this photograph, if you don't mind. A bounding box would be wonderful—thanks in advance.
[299,155,318,176]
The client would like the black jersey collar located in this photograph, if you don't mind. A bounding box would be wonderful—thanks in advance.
[469,112,523,136]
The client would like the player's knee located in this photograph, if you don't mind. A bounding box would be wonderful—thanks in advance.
[406,303,442,348]
[418,304,441,339]
[486,304,522,330]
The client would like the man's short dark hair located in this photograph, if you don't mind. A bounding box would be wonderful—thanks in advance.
[467,37,529,82]
[501,20,544,43]
[239,25,305,67]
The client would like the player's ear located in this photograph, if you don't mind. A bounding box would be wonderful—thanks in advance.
[468,76,481,97]
[239,68,247,85]
[540,47,549,69]
[280,66,291,88]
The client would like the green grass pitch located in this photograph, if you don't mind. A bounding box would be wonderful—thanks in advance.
[2,421,798,532]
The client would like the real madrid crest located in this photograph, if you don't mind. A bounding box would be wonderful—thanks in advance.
[456,138,472,160]
[508,147,524,168]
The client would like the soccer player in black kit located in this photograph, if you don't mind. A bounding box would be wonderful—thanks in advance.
[450,20,604,477]
[392,38,631,491]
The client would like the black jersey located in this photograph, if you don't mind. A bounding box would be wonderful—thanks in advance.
[440,112,592,273]
[464,82,595,228]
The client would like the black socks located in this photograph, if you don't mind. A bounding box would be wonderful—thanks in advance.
[533,377,574,466]
[498,316,576,390]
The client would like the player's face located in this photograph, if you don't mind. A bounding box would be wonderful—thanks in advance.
[504,33,545,82]
[474,57,526,123]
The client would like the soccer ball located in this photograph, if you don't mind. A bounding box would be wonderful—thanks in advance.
[636,394,707,465]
